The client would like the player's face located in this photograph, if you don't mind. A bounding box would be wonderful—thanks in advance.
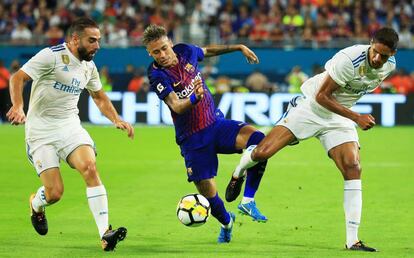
[146,36,177,68]
[77,27,101,61]
[368,42,396,69]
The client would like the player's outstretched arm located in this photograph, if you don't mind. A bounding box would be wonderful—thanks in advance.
[202,44,259,64]
[89,89,135,139]
[316,75,375,130]
[164,79,204,115]
[7,69,31,125]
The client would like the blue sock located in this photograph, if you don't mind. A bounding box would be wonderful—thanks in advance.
[207,193,230,225]
[246,131,265,149]
[244,131,267,198]
[244,160,267,198]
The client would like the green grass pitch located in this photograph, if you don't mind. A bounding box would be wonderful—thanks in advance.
[0,125,413,257]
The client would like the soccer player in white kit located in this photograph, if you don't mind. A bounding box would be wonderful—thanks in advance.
[226,27,399,252]
[6,18,134,251]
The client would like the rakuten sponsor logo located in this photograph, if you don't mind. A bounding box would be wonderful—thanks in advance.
[176,72,202,99]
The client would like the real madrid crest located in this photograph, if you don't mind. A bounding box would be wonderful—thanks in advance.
[61,54,70,65]
[358,65,366,76]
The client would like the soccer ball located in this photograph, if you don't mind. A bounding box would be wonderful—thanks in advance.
[176,194,210,227]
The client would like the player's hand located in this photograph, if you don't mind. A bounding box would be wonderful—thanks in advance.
[194,79,204,101]
[6,106,26,125]
[355,114,376,130]
[114,119,135,139]
[240,45,259,64]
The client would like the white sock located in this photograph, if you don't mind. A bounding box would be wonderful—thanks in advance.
[233,145,259,178]
[87,185,109,238]
[32,186,49,212]
[241,197,254,204]
[344,179,362,248]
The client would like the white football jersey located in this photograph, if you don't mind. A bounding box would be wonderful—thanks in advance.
[301,44,396,108]
[21,43,102,139]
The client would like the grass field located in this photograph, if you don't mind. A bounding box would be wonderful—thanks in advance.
[0,125,413,258]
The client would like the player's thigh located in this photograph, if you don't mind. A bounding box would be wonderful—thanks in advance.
[318,120,359,154]
[26,142,60,176]
[213,119,247,153]
[59,126,96,169]
[180,143,218,183]
[66,145,97,172]
[234,124,259,150]
[253,125,296,160]
[328,141,360,177]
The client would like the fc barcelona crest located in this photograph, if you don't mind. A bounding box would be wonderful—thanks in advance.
[184,63,195,73]
[61,55,70,65]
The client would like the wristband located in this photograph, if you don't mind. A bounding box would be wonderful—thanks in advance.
[190,93,199,105]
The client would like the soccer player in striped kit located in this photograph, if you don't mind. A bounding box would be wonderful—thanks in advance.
[144,24,268,243]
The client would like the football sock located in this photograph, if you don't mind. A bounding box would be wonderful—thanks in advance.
[246,131,265,149]
[31,186,49,212]
[233,145,259,178]
[87,185,109,238]
[241,197,254,204]
[344,179,362,248]
[242,131,267,198]
[244,160,267,198]
[207,193,231,227]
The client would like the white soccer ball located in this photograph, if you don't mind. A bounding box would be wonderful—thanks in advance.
[176,194,211,227]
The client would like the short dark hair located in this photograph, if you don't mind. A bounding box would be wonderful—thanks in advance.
[372,27,399,50]
[67,17,99,37]
[142,24,167,46]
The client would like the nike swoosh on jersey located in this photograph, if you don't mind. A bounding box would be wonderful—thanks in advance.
[173,81,181,87]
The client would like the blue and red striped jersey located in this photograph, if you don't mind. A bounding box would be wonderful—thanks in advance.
[148,43,216,143]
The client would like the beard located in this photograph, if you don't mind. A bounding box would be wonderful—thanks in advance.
[78,45,95,61]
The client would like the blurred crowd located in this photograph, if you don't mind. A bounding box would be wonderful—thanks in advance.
[1,57,413,103]
[1,0,414,48]
[0,0,413,111]
[0,51,413,123]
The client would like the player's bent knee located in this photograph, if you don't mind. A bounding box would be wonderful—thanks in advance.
[343,161,361,179]
[79,160,97,174]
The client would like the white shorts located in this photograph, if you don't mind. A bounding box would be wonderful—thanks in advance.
[276,96,359,152]
[26,126,95,175]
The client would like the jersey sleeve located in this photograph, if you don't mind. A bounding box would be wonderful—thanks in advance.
[149,72,173,100]
[85,63,103,91]
[21,48,55,81]
[325,52,355,87]
[192,44,204,62]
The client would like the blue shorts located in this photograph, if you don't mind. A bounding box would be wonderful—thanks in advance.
[180,118,247,182]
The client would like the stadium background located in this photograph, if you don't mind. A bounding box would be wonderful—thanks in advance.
[0,1,413,257]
